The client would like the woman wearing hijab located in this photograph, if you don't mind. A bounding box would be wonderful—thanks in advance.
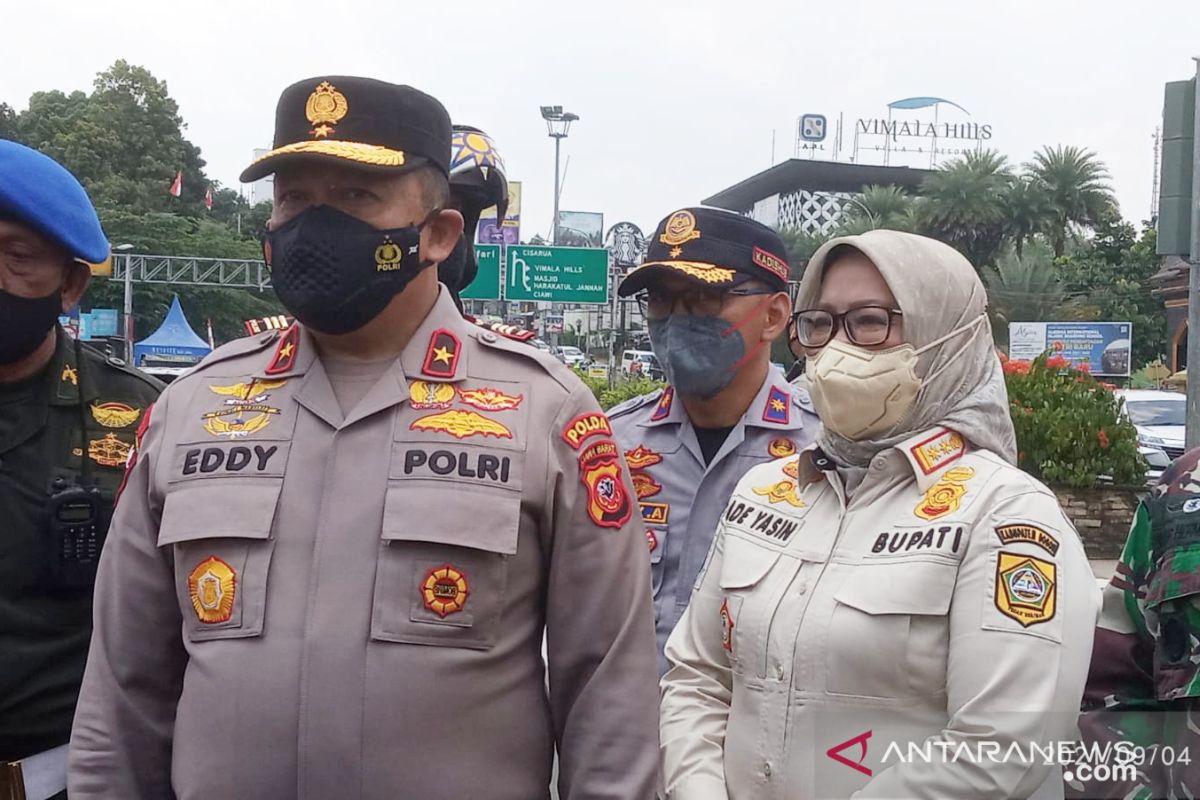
[659,231,1100,799]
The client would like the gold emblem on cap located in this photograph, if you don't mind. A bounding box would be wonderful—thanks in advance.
[306,81,349,138]
[660,210,702,247]
[375,239,403,271]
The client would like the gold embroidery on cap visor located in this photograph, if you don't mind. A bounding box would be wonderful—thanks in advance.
[632,260,737,285]
[249,140,407,170]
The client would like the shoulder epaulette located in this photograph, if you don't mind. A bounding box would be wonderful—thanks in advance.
[187,330,280,374]
[607,389,664,419]
[791,383,815,414]
[473,319,536,343]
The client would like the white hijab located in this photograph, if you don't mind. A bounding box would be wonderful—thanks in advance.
[797,230,1018,468]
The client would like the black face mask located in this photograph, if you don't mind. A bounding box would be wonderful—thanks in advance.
[0,288,62,364]
[262,205,438,335]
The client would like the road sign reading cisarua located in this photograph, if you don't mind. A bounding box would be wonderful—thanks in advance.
[505,245,608,304]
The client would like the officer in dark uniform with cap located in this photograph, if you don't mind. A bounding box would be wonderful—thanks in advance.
[609,206,818,674]
[0,140,162,800]
[69,76,658,799]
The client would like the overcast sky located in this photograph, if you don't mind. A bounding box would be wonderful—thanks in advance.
[7,0,1200,242]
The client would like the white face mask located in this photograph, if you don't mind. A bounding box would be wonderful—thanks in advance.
[807,314,986,441]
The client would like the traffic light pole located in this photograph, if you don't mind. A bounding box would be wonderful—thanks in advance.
[1187,57,1200,448]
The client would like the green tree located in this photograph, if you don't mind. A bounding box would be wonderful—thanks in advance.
[918,150,1012,269]
[1000,177,1053,257]
[835,184,918,234]
[1026,145,1117,257]
[983,241,1064,345]
[776,227,829,279]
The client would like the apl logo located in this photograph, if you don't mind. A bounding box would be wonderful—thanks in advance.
[826,730,873,777]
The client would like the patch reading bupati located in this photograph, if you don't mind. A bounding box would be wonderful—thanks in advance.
[720,599,734,652]
[631,472,663,499]
[90,402,141,429]
[422,564,470,617]
[624,445,663,470]
[723,499,799,544]
[408,380,456,410]
[410,409,513,440]
[868,526,965,559]
[914,467,975,521]
[995,552,1057,627]
[188,556,237,624]
[457,386,524,412]
[994,524,1060,557]
[909,429,965,475]
[561,412,613,449]
[640,502,670,526]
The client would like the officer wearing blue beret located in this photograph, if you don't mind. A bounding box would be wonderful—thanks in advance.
[610,206,819,674]
[0,140,162,800]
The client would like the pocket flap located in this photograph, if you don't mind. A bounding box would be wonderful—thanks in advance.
[718,536,782,589]
[833,561,958,616]
[381,485,521,555]
[1147,546,1200,607]
[158,480,282,546]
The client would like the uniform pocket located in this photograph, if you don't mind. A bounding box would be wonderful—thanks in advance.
[718,536,783,674]
[158,480,281,642]
[826,561,958,698]
[370,485,520,651]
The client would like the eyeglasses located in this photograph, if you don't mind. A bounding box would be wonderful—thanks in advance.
[791,306,903,348]
[635,286,776,320]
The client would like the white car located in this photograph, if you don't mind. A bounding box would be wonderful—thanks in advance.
[1115,388,1185,478]
[556,346,587,368]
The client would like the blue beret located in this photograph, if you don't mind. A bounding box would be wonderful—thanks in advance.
[0,140,109,263]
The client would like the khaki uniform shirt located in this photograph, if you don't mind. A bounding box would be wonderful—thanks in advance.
[608,371,818,674]
[660,429,1100,800]
[69,291,659,800]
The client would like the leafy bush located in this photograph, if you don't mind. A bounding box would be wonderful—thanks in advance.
[577,372,666,411]
[1002,352,1145,487]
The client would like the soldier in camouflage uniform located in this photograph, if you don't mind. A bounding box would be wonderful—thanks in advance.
[1073,448,1200,799]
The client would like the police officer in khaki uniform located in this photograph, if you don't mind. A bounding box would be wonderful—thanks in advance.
[609,208,817,674]
[69,76,659,800]
[0,141,162,800]
[659,231,1099,799]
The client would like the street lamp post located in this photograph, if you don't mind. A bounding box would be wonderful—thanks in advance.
[115,243,135,363]
[540,105,579,350]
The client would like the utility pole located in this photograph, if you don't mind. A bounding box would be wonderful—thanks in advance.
[1187,58,1200,447]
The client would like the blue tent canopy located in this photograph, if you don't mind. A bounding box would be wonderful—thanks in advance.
[133,295,212,367]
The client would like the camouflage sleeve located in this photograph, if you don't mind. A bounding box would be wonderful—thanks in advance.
[1071,502,1162,799]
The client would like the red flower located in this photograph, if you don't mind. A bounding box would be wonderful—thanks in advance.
[1046,355,1070,369]
[1097,430,1110,449]
[1078,362,1091,374]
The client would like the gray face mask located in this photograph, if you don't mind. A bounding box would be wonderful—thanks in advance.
[648,313,749,399]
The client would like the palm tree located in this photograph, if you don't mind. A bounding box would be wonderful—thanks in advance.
[1025,145,1117,257]
[1000,176,1053,258]
[983,242,1066,345]
[776,227,830,279]
[835,184,916,234]
[918,150,1013,269]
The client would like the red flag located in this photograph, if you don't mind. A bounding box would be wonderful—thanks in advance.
[204,185,214,211]
[169,171,182,197]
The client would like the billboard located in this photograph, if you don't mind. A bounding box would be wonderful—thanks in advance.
[478,180,521,245]
[1008,321,1133,376]
[555,211,604,248]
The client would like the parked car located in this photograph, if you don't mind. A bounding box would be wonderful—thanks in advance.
[1115,388,1185,479]
[555,346,587,368]
[621,349,664,381]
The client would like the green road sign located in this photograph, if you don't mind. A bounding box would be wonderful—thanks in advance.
[505,245,609,304]
[459,244,502,300]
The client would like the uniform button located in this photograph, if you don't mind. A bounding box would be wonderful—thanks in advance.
[775,664,785,680]
[871,456,886,470]
[764,762,772,777]
[796,584,808,595]
[481,332,497,343]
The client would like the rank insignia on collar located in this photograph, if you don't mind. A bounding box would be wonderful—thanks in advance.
[458,386,524,412]
[768,437,796,459]
[995,552,1056,627]
[650,386,674,421]
[632,472,663,499]
[561,412,613,449]
[640,501,669,526]
[752,479,806,508]
[577,439,633,529]
[720,599,734,652]
[422,328,461,379]
[422,564,470,617]
[915,466,975,521]
[646,530,659,552]
[91,402,141,429]
[61,364,78,386]
[624,445,663,470]
[910,429,965,475]
[410,409,512,440]
[188,556,237,624]
[88,433,132,468]
[408,380,456,410]
[265,325,301,375]
[762,386,790,425]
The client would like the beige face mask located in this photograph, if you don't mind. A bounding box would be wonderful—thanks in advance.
[807,314,986,441]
